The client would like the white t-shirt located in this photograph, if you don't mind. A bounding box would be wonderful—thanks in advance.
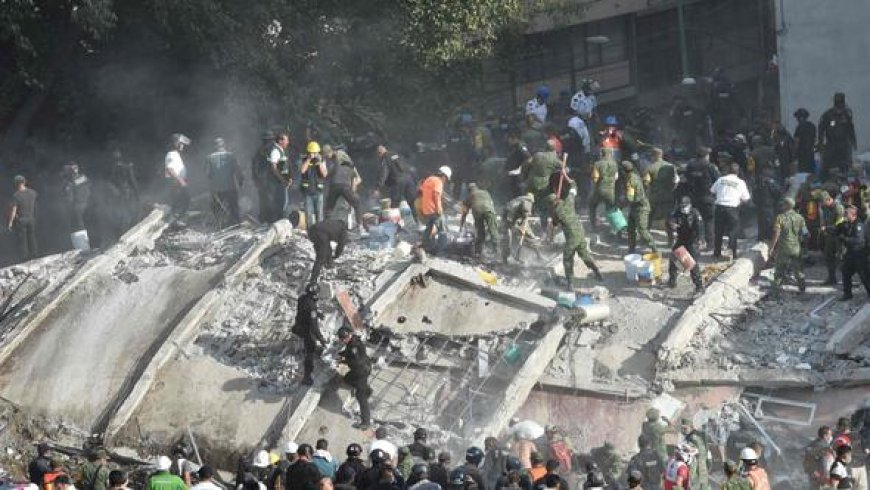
[525,98,547,124]
[165,150,186,180]
[710,174,751,207]
[269,147,283,165]
[567,116,590,152]
[191,481,223,490]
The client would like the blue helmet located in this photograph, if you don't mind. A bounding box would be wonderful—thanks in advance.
[604,115,618,126]
[536,85,550,101]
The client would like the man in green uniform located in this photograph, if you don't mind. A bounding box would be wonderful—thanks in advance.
[644,148,677,245]
[622,161,658,254]
[816,190,845,285]
[460,183,501,258]
[80,448,111,490]
[589,148,619,230]
[147,457,186,490]
[501,193,544,264]
[523,141,562,227]
[681,418,710,490]
[769,197,808,293]
[641,408,671,463]
[548,193,603,288]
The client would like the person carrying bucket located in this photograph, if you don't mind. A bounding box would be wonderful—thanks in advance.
[667,196,705,293]
[589,147,619,231]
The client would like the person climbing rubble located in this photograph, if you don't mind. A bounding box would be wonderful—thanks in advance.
[164,134,191,222]
[547,192,602,289]
[337,326,372,430]
[418,166,451,251]
[307,218,348,281]
[769,197,808,294]
[501,193,543,264]
[667,196,704,293]
[294,282,327,385]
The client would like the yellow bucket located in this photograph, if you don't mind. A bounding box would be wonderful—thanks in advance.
[642,252,662,278]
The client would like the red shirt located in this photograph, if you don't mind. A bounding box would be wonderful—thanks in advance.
[663,459,689,490]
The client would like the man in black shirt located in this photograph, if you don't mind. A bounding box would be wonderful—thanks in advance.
[8,175,38,261]
[307,218,348,281]
[793,109,816,174]
[28,442,51,486]
[285,444,323,490]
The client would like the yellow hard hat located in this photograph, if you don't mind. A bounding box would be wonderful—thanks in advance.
[307,141,321,154]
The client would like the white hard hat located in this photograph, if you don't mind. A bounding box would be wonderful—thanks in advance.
[156,455,172,471]
[253,449,270,468]
[740,447,758,461]
[438,166,452,181]
[284,442,299,454]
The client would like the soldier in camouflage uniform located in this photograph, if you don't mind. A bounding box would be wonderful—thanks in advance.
[589,148,619,230]
[622,161,658,254]
[548,193,603,288]
[460,183,501,258]
[769,197,808,293]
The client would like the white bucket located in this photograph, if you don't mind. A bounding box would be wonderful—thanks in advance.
[578,303,611,323]
[70,229,90,251]
[623,254,642,281]
[632,259,648,281]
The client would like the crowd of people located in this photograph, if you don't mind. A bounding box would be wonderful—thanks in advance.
[13,405,870,490]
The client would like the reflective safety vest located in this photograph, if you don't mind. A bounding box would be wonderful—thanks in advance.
[301,162,325,192]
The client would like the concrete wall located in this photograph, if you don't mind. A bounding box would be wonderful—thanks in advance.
[776,1,870,150]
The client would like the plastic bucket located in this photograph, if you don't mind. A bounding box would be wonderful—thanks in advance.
[578,303,610,322]
[623,254,642,281]
[557,291,576,308]
[642,252,662,278]
[574,294,595,307]
[673,246,696,271]
[633,259,650,281]
[606,208,627,233]
[70,229,90,251]
[503,343,522,364]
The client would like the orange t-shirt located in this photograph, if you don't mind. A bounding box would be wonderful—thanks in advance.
[418,176,444,216]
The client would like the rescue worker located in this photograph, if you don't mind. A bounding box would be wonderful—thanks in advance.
[589,148,619,231]
[739,448,769,490]
[337,443,366,489]
[409,428,435,463]
[501,193,542,264]
[430,452,452,489]
[418,167,451,251]
[28,442,52,487]
[109,149,140,231]
[686,147,719,246]
[481,437,507,490]
[668,96,700,155]
[148,456,186,490]
[164,134,190,220]
[829,444,854,489]
[642,408,672,463]
[753,167,783,241]
[600,116,623,162]
[376,145,416,209]
[818,92,857,181]
[769,198,808,293]
[721,460,751,490]
[525,86,549,124]
[285,444,322,490]
[710,163,751,260]
[747,135,775,177]
[548,193,603,289]
[337,326,372,430]
[837,205,870,301]
[8,175,38,261]
[504,132,532,196]
[463,447,486,490]
[817,190,845,285]
[570,79,598,121]
[645,148,678,245]
[206,137,243,228]
[793,109,817,174]
[663,446,692,490]
[804,426,834,490]
[494,456,531,490]
[667,196,704,293]
[294,283,327,385]
[408,464,439,490]
[681,419,709,490]
[522,140,562,226]
[627,470,644,490]
[521,114,548,154]
[300,141,328,227]
[622,161,658,254]
[80,449,110,490]
[323,145,366,231]
[627,435,664,490]
[771,123,795,180]
[565,107,591,199]
[259,132,292,223]
[307,218,348,281]
[63,162,91,233]
[459,183,500,258]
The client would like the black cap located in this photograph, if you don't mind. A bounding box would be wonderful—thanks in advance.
[198,466,215,480]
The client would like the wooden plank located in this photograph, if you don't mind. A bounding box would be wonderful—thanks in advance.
[336,289,363,331]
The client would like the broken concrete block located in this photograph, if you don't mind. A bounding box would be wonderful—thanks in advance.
[393,241,412,260]
[827,304,870,355]
[576,328,601,347]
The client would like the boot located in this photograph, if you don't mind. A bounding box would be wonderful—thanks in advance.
[798,278,806,294]
[667,277,677,289]
[564,275,576,290]
[590,264,604,281]
[823,270,837,286]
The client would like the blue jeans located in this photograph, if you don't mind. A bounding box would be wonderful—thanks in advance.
[304,192,324,227]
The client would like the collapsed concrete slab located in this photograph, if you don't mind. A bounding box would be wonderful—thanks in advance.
[658,242,769,369]
[660,366,870,388]
[827,304,870,356]
[105,220,294,440]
